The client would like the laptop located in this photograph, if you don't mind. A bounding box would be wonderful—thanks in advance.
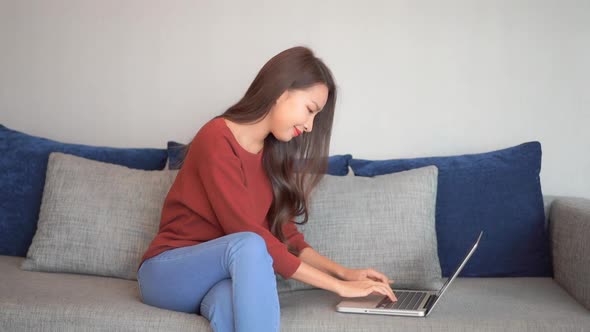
[336,231,483,317]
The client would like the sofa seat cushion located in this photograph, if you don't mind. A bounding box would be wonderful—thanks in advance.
[2,255,589,331]
[0,256,209,331]
[279,280,590,332]
[281,278,590,332]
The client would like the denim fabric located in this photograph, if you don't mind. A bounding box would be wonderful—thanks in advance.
[138,232,280,332]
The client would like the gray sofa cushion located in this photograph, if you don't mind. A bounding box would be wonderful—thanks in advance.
[278,165,442,293]
[279,278,590,331]
[3,256,208,331]
[21,153,178,280]
[2,256,589,331]
[550,197,590,310]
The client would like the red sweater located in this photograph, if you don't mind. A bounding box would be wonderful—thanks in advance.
[140,117,311,279]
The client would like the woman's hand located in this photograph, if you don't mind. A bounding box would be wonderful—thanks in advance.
[340,268,394,285]
[336,280,397,302]
[339,269,397,302]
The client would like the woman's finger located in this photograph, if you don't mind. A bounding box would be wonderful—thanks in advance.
[366,269,388,284]
[369,280,395,300]
[370,286,385,297]
[375,285,396,302]
[374,282,396,301]
[371,278,395,295]
[373,270,389,284]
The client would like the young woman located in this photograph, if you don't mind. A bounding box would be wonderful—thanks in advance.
[137,46,396,332]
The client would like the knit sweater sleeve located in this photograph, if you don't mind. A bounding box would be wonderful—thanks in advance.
[282,221,312,254]
[189,137,303,279]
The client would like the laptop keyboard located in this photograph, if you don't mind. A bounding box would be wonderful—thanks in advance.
[376,291,427,311]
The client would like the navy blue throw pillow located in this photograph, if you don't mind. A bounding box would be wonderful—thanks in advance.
[166,141,352,176]
[0,124,167,257]
[326,155,353,176]
[349,142,551,278]
[167,141,188,170]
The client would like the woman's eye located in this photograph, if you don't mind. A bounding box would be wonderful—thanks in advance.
[308,108,313,114]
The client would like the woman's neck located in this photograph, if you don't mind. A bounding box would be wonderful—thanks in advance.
[222,118,267,155]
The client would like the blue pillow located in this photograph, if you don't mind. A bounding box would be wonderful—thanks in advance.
[326,155,352,176]
[167,141,187,170]
[349,142,551,277]
[166,141,352,176]
[0,124,168,257]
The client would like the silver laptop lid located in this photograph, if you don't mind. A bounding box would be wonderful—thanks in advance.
[426,231,483,315]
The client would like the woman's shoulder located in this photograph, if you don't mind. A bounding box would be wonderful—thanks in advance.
[188,117,236,157]
[195,116,225,136]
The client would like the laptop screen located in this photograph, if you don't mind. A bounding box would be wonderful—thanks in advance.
[426,231,483,315]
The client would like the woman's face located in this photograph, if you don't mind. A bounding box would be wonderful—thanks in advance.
[268,83,329,142]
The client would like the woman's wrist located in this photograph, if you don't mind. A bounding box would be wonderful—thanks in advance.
[332,278,345,295]
[334,266,348,280]
[291,261,345,295]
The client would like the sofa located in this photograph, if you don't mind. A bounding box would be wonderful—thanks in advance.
[1,124,589,331]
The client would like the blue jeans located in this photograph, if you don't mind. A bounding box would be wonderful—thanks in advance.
[137,232,280,332]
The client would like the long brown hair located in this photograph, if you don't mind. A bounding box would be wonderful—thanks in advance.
[184,46,337,254]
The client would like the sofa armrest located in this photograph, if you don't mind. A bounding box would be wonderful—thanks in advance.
[549,197,590,310]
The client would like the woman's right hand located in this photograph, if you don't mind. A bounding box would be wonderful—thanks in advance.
[336,280,397,302]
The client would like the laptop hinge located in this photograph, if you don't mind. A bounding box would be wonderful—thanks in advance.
[424,294,438,313]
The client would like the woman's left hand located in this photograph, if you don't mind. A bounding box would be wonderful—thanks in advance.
[340,268,394,285]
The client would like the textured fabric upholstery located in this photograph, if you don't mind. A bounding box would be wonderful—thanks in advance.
[2,256,589,332]
[21,153,178,280]
[277,166,442,293]
[549,197,590,310]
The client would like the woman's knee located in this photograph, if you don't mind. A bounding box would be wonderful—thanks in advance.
[229,232,273,263]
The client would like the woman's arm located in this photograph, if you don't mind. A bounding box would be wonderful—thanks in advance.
[298,246,395,291]
[290,260,343,293]
[290,260,397,302]
[298,247,346,279]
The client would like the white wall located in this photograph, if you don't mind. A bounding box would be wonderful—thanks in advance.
[1,0,588,198]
